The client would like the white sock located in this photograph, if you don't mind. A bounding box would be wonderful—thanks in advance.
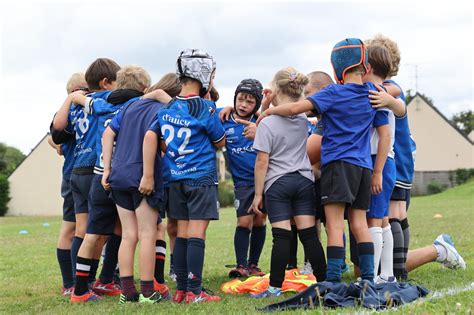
[369,227,383,278]
[380,225,394,278]
[434,244,447,262]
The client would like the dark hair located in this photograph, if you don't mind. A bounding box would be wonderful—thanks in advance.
[367,45,392,79]
[345,64,367,76]
[85,58,121,91]
[179,76,202,88]
[209,86,219,102]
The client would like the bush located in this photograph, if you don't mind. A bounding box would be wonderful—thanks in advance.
[455,168,474,185]
[218,180,235,208]
[427,181,448,195]
[0,174,10,216]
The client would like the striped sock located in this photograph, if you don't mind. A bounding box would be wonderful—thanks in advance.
[155,240,166,284]
[390,218,405,278]
[75,257,91,296]
[326,246,345,283]
[358,242,375,282]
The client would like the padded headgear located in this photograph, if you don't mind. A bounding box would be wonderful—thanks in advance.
[331,38,369,84]
[176,49,216,96]
[233,79,263,117]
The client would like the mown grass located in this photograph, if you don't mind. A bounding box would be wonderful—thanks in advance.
[0,182,473,314]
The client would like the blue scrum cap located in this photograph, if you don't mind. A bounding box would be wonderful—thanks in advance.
[330,38,368,84]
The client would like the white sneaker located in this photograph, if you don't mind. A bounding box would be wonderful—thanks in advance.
[299,261,313,275]
[375,275,397,284]
[434,234,466,269]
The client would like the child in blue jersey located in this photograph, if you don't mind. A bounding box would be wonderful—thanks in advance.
[258,39,405,284]
[249,67,327,299]
[142,49,225,304]
[48,73,87,296]
[101,73,182,304]
[217,79,267,279]
[68,65,151,302]
[363,45,401,283]
[53,58,120,302]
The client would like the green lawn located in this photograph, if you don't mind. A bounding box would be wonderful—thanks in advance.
[1,182,473,314]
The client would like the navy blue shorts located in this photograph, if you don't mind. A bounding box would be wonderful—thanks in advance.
[70,173,94,214]
[390,186,412,211]
[110,189,163,224]
[314,179,324,222]
[169,182,219,220]
[162,187,169,218]
[265,172,315,224]
[367,157,396,219]
[61,178,76,222]
[86,175,118,235]
[321,160,372,210]
[234,186,266,217]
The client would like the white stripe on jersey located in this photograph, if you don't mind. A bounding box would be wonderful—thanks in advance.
[370,109,395,158]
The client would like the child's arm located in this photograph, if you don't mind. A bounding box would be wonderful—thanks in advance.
[234,118,257,140]
[382,83,401,98]
[369,85,406,117]
[139,130,158,195]
[47,135,63,156]
[248,151,269,216]
[142,89,172,104]
[218,106,233,122]
[260,88,274,112]
[257,99,314,125]
[372,124,391,195]
[101,126,116,191]
[53,95,74,130]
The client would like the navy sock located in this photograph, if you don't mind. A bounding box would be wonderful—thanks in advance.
[155,240,166,284]
[75,256,91,296]
[70,236,83,281]
[99,234,121,284]
[298,226,327,281]
[170,254,174,270]
[187,238,205,294]
[288,225,298,268]
[89,259,99,284]
[249,225,266,266]
[401,218,410,278]
[358,242,375,282]
[174,237,188,292]
[342,232,347,261]
[270,228,292,288]
[234,226,251,267]
[57,248,74,288]
[326,246,345,283]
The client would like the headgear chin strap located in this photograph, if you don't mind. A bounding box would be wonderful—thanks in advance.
[331,38,368,84]
[233,79,263,117]
[176,49,216,96]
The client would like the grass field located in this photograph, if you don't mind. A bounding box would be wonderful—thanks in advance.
[1,182,473,314]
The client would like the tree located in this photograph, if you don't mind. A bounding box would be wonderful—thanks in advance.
[450,110,473,136]
[405,89,434,106]
[0,143,25,177]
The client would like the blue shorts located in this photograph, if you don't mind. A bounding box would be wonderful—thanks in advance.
[61,178,76,222]
[367,157,396,219]
[234,186,266,217]
[169,182,219,220]
[110,188,163,221]
[86,174,118,235]
[70,173,94,214]
[265,172,315,224]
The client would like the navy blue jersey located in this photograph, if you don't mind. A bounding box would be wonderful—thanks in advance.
[61,138,76,179]
[307,82,377,170]
[71,90,112,173]
[108,98,165,193]
[384,79,416,188]
[217,110,256,187]
[83,92,140,174]
[151,96,225,186]
[307,120,317,137]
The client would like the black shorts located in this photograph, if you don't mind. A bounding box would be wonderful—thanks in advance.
[169,182,219,221]
[234,186,266,217]
[321,161,371,211]
[61,178,76,222]
[70,173,94,214]
[314,179,325,223]
[86,175,118,235]
[390,186,412,211]
[162,187,169,218]
[265,172,315,224]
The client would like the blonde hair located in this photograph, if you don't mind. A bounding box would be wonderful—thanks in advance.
[272,67,309,101]
[147,73,182,98]
[366,34,401,77]
[116,65,151,92]
[66,72,87,93]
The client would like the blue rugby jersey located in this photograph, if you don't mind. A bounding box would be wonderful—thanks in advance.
[217,109,256,188]
[83,92,140,174]
[108,98,165,191]
[307,82,377,170]
[61,136,76,180]
[384,79,416,189]
[150,96,225,186]
[71,90,112,173]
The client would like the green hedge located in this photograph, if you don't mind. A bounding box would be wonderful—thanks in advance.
[0,174,10,216]
[218,180,235,208]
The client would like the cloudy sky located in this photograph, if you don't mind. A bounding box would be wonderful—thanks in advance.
[0,1,472,154]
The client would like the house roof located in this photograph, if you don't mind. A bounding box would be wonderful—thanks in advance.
[409,93,473,145]
[8,133,49,179]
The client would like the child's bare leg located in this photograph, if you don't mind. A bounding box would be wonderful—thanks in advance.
[406,246,437,272]
[136,200,159,281]
[58,221,76,249]
[117,207,138,277]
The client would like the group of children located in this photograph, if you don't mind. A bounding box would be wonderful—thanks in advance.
[48,34,466,304]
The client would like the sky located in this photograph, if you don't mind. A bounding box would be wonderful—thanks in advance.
[0,0,472,154]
